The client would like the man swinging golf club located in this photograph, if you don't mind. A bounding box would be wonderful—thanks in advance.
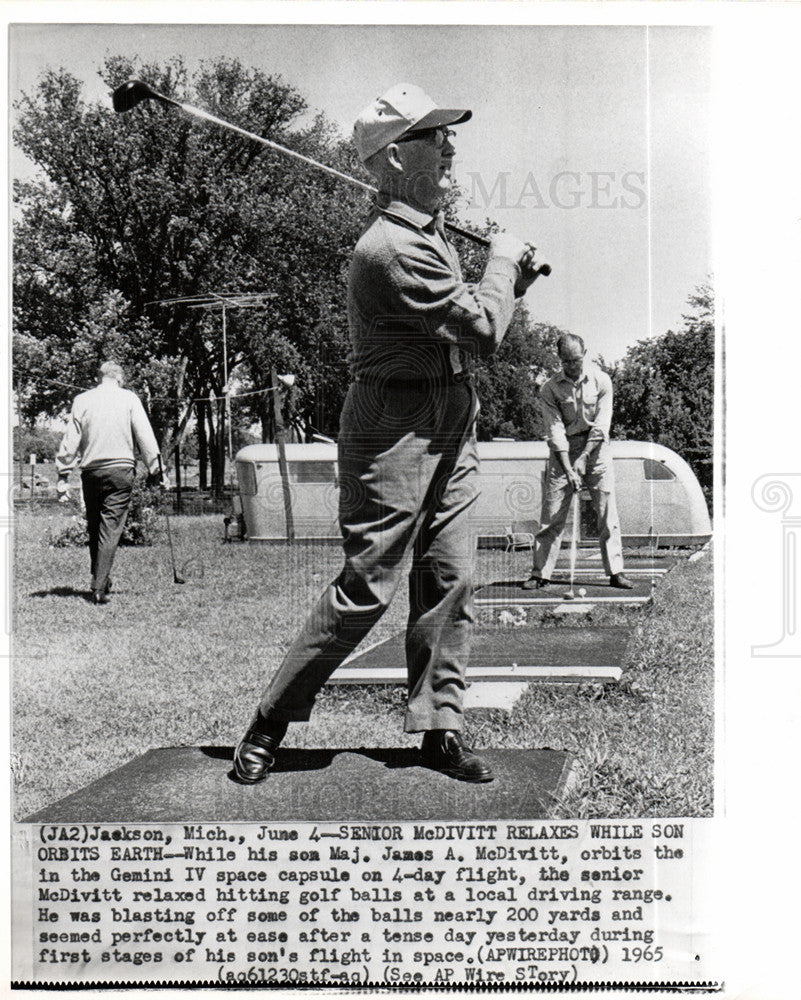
[56,361,167,604]
[523,334,633,592]
[234,83,546,785]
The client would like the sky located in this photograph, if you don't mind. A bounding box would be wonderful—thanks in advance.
[9,21,711,363]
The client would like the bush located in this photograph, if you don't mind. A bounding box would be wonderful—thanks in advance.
[122,478,162,546]
[13,425,63,463]
[49,476,163,548]
[49,514,89,548]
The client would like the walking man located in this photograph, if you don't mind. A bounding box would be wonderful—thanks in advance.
[56,361,163,604]
[235,83,545,784]
[523,333,632,590]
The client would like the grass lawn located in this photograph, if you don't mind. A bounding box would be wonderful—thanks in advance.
[12,507,713,820]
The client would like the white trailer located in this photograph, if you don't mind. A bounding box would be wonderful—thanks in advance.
[235,440,711,546]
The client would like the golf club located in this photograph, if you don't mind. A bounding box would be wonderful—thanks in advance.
[157,455,185,584]
[112,79,551,276]
[563,489,579,601]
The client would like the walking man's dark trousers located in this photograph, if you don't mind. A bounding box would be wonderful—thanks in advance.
[81,465,135,595]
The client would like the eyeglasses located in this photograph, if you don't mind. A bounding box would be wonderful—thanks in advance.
[395,127,456,148]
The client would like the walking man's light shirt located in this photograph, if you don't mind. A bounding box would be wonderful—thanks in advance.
[56,379,160,475]
[55,364,163,606]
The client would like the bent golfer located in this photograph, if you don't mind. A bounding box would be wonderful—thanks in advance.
[235,83,544,784]
[56,361,164,604]
[523,334,632,591]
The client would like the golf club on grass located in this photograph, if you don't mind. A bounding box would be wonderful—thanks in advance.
[157,455,185,585]
[563,489,579,601]
[112,79,551,276]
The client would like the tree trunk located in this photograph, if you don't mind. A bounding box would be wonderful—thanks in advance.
[197,401,208,490]
[206,401,224,497]
[260,394,273,443]
[216,395,227,497]
[272,367,294,543]
[161,356,190,462]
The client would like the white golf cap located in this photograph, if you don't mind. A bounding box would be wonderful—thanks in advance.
[352,83,472,163]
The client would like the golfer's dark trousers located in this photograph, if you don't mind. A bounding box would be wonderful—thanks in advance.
[81,464,135,593]
[259,378,479,733]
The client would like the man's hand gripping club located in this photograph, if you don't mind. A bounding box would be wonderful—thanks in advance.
[489,233,549,297]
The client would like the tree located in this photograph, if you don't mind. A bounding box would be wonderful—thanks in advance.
[12,425,62,463]
[13,57,366,490]
[610,282,714,504]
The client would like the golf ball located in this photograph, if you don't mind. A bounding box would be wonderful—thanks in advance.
[578,587,587,597]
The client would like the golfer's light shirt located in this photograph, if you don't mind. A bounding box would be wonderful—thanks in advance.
[539,363,613,453]
[56,381,160,474]
[348,195,521,381]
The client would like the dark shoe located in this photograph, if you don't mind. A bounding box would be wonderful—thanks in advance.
[233,714,288,784]
[105,578,113,594]
[610,573,634,590]
[420,730,494,783]
[521,575,550,590]
[91,590,110,605]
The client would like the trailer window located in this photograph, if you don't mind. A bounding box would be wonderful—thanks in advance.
[237,462,257,496]
[643,459,676,481]
[288,461,337,483]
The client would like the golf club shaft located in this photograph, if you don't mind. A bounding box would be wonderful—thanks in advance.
[182,102,378,199]
[121,82,552,268]
[569,489,579,593]
[189,104,546,257]
[174,102,493,249]
[157,455,181,582]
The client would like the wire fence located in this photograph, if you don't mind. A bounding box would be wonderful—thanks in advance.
[11,464,235,517]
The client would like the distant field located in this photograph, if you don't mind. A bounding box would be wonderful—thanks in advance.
[12,508,713,820]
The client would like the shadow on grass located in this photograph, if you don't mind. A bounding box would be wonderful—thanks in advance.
[201,745,423,784]
[29,586,93,602]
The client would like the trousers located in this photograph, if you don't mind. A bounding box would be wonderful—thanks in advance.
[81,465,135,592]
[533,435,623,579]
[259,379,479,733]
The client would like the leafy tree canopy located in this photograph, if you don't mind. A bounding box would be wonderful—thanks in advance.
[609,282,714,504]
[13,56,366,457]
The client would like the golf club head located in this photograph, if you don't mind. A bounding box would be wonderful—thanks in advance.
[176,556,204,584]
[112,79,175,114]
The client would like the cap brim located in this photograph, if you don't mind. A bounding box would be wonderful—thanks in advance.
[404,107,472,133]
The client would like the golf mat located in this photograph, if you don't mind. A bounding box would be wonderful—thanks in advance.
[476,578,654,606]
[24,746,575,822]
[338,625,632,683]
